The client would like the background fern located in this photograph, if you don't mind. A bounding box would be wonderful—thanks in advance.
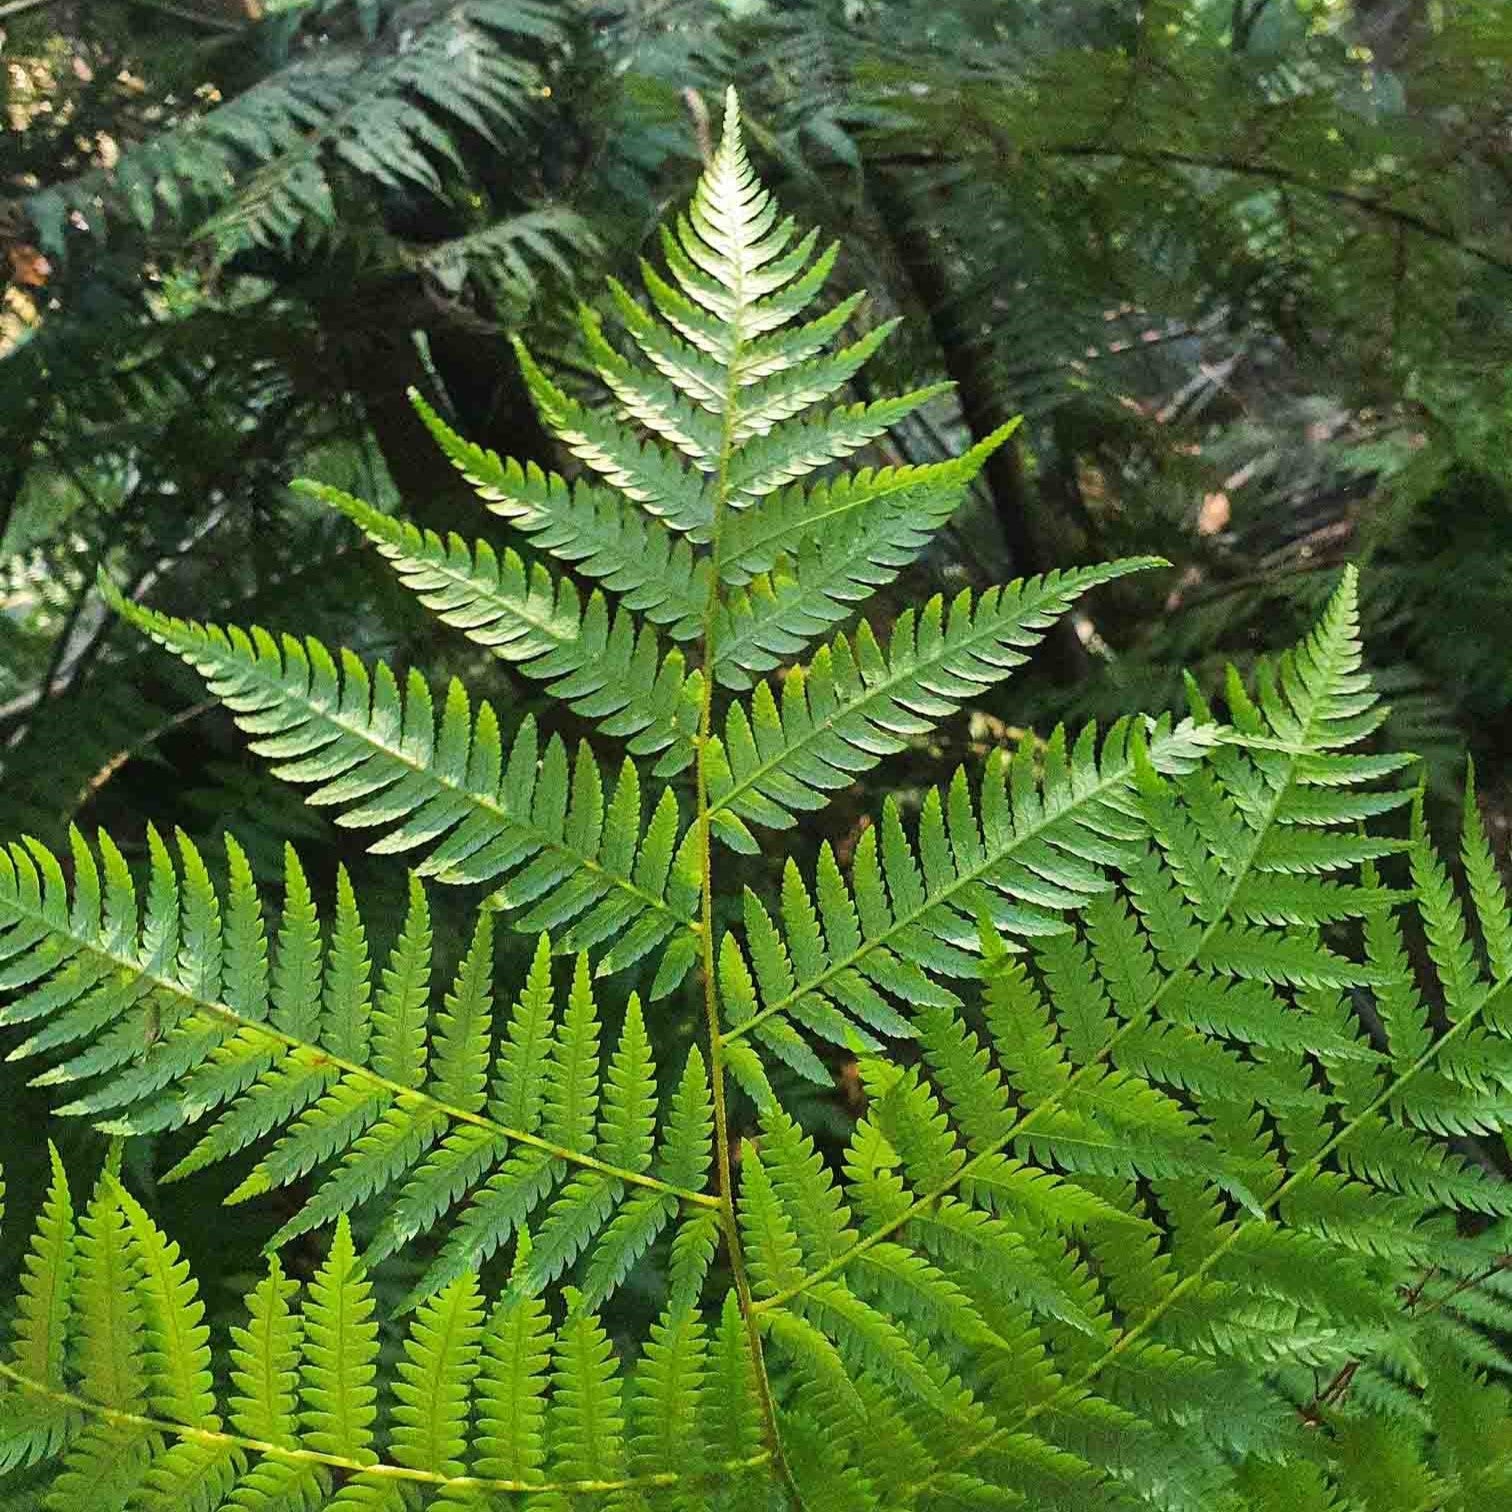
[2,83,1512,1512]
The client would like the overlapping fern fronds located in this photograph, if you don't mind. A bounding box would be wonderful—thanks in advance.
[0,828,719,1313]
[100,88,1135,1010]
[3,90,1512,1510]
[28,1,568,261]
[0,1167,771,1505]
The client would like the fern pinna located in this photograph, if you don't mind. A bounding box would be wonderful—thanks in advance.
[3,91,1512,1511]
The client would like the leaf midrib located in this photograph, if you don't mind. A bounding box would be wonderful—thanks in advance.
[709,565,1156,835]
[0,886,718,1209]
[160,613,693,932]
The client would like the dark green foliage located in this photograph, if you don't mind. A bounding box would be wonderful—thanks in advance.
[2,95,1512,1510]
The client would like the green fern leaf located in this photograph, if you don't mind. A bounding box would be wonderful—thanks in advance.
[227,1257,301,1446]
[390,1274,484,1477]
[430,912,496,1114]
[94,594,703,991]
[716,716,1214,1068]
[1411,801,1488,1023]
[0,1147,78,1473]
[38,1173,155,1511]
[1462,763,1512,985]
[71,1174,147,1415]
[629,1302,709,1504]
[321,867,372,1066]
[718,429,999,572]
[8,1145,75,1402]
[372,875,433,1089]
[114,1182,218,1430]
[543,953,603,1155]
[545,1296,628,1487]
[9,89,1512,1512]
[110,1183,241,1508]
[468,1240,551,1489]
[298,1217,379,1464]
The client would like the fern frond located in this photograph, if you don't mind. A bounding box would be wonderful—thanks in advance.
[305,483,703,774]
[227,1257,301,1447]
[71,1171,147,1416]
[411,955,707,1308]
[299,1216,379,1464]
[703,569,1512,1504]
[29,3,566,261]
[888,575,1512,1503]
[628,1302,710,1505]
[417,204,593,309]
[430,910,497,1115]
[0,834,719,1309]
[377,880,432,1091]
[467,1233,550,1490]
[32,1170,157,1510]
[11,86,1512,1512]
[8,1145,74,1400]
[2,1178,779,1505]
[544,1296,629,1487]
[96,590,703,990]
[515,341,717,535]
[1463,762,1512,984]
[709,426,1017,690]
[114,1181,219,1431]
[2,1162,744,1499]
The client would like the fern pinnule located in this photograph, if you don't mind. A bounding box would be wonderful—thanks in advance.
[227,1255,301,1446]
[0,1147,78,1475]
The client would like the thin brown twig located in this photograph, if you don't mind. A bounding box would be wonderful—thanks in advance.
[1298,1253,1511,1430]
[1416,1254,1512,1317]
[75,697,218,815]
[1297,1359,1360,1426]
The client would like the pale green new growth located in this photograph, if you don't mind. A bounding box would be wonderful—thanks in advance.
[4,89,1512,1511]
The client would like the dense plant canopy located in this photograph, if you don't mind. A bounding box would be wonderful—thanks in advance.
[1,89,1511,1510]
[3,3,1512,1508]
[4,1,1512,840]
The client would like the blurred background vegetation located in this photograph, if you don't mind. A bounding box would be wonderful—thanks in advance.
[2,0,1509,1397]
